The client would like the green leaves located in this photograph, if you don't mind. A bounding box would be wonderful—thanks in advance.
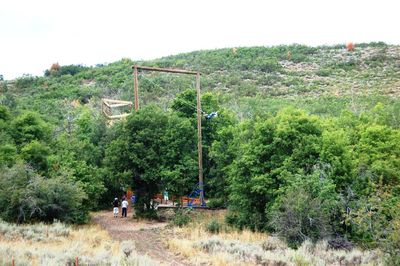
[104,105,198,216]
[355,124,400,187]
[20,140,50,174]
[0,163,88,223]
[11,111,51,146]
[269,172,339,247]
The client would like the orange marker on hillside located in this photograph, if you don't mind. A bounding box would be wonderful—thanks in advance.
[346,42,354,51]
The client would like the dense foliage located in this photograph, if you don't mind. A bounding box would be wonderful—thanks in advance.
[0,43,399,260]
[223,108,400,259]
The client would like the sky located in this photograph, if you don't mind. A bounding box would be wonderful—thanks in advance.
[0,0,399,80]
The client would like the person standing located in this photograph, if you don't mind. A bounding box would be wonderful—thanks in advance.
[121,197,129,218]
[113,197,119,218]
[163,190,169,204]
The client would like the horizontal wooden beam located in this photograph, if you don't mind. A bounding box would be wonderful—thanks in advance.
[108,113,130,119]
[102,98,133,105]
[109,103,133,108]
[132,65,199,75]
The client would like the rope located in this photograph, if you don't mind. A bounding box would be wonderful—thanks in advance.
[138,73,207,115]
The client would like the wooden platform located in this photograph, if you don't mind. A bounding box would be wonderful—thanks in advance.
[101,98,132,119]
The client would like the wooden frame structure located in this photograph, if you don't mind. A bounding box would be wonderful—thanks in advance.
[101,98,133,119]
[132,65,206,207]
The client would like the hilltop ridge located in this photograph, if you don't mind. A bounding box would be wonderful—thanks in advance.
[1,42,399,121]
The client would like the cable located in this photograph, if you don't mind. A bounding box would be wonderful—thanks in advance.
[138,72,207,115]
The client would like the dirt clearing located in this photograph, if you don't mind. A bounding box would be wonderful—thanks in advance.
[91,211,191,266]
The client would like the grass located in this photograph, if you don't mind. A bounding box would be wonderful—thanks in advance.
[0,219,157,266]
[166,210,383,266]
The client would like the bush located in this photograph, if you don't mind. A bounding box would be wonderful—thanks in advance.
[45,63,88,77]
[15,74,36,89]
[316,68,333,77]
[0,163,88,223]
[333,60,359,71]
[11,111,51,146]
[20,140,50,173]
[171,209,191,227]
[253,58,281,72]
[0,144,17,167]
[269,172,340,248]
[0,219,70,241]
[206,219,221,234]
[207,198,226,209]
[227,108,324,232]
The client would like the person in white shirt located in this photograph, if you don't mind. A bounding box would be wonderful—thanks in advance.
[121,198,129,218]
[112,197,119,218]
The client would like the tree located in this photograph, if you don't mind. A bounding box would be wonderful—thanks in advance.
[227,108,323,231]
[11,111,51,146]
[103,104,216,216]
[161,114,198,201]
[0,144,17,167]
[320,127,353,191]
[0,105,10,121]
[105,106,169,217]
[354,125,400,188]
[171,89,197,118]
[20,140,50,174]
[171,89,237,198]
[0,105,17,167]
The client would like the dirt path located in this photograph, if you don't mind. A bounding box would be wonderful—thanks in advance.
[91,211,191,266]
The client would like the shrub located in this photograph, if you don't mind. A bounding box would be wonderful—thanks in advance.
[11,111,51,146]
[20,140,50,173]
[333,60,359,71]
[0,163,88,223]
[171,209,191,227]
[228,108,323,232]
[45,63,88,77]
[327,237,354,250]
[269,172,340,248]
[316,68,333,77]
[346,42,354,51]
[15,74,36,89]
[261,236,287,251]
[50,63,61,74]
[206,219,221,234]
[0,144,17,167]
[0,219,70,241]
[253,58,281,72]
[225,212,239,227]
[22,174,88,223]
[59,65,88,76]
[207,198,226,209]
[289,53,309,63]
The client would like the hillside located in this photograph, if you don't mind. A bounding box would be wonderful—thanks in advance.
[1,43,400,264]
[1,42,399,124]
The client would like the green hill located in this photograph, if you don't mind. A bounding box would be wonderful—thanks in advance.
[1,43,400,258]
[1,42,399,124]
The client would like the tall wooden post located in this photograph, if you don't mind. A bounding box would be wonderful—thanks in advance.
[133,65,139,111]
[196,72,205,206]
[131,65,206,207]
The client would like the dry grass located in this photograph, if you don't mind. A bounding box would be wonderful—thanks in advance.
[166,210,384,266]
[0,219,157,265]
